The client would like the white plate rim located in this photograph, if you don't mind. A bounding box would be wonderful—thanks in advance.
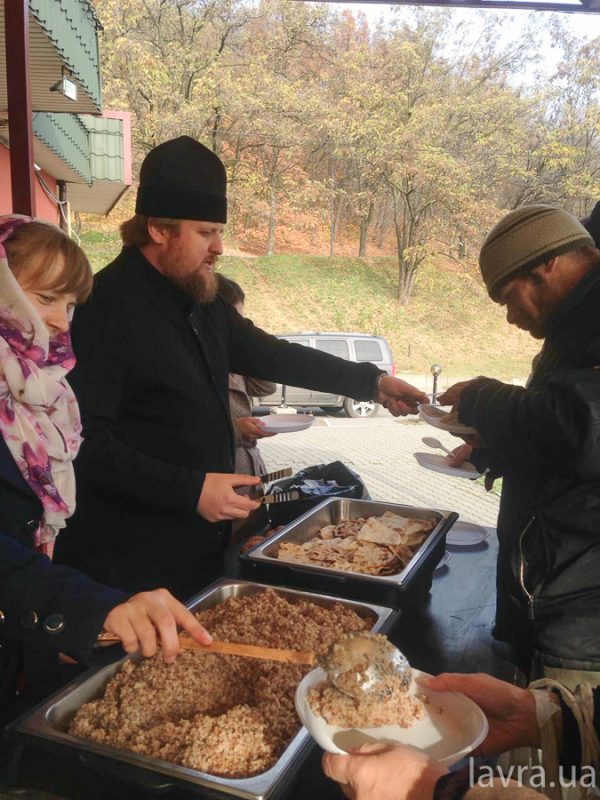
[295,667,489,765]
[434,550,451,571]
[414,452,482,480]
[259,414,315,433]
[446,522,489,546]
[417,405,477,436]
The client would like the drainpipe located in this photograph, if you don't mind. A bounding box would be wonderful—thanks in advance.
[57,180,70,234]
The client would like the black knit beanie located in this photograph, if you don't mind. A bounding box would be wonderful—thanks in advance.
[135,136,227,223]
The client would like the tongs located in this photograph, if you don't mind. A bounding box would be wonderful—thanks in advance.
[259,467,293,484]
[246,467,300,504]
[96,632,315,665]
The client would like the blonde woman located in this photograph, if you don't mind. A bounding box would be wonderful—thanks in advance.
[0,217,210,728]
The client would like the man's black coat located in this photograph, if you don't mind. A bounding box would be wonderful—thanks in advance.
[461,267,600,672]
[54,247,382,599]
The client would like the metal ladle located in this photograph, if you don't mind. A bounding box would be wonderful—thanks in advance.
[320,632,412,702]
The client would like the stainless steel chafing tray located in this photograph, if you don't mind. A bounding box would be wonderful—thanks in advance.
[240,498,458,607]
[10,578,396,800]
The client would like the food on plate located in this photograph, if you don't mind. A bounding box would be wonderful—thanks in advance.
[308,633,424,728]
[442,408,460,425]
[69,589,371,778]
[276,512,436,576]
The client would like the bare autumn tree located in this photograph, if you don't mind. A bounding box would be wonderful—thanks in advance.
[94,0,599,282]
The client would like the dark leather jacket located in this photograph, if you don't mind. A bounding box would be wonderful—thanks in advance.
[461,267,600,670]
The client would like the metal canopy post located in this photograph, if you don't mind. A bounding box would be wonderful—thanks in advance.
[5,0,36,216]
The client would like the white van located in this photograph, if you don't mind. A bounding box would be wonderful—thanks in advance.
[257,332,395,418]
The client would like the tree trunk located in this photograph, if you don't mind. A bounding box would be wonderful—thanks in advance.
[358,199,374,257]
[330,194,344,257]
[398,264,418,304]
[377,200,391,249]
[391,188,410,304]
[266,186,277,256]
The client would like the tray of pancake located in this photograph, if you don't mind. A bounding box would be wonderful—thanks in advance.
[240,498,458,607]
[9,578,397,800]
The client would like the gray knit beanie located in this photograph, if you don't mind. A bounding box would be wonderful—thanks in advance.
[479,204,594,299]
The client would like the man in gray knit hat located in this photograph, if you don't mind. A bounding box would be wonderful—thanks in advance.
[439,204,600,687]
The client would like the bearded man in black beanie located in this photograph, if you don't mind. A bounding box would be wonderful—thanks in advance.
[54,136,427,600]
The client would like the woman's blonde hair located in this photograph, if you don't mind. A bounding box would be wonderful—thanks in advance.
[5,222,93,303]
[120,214,180,248]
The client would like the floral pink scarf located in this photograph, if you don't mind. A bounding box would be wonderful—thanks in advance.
[0,216,82,553]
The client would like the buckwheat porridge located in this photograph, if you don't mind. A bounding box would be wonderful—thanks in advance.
[69,589,371,778]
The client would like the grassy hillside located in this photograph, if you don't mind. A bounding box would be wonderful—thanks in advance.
[79,229,538,381]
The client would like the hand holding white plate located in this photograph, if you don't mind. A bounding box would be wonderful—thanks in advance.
[418,405,477,437]
[260,414,315,434]
[296,667,488,765]
[414,452,482,480]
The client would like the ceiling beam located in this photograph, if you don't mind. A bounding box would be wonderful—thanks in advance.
[320,0,599,12]
[5,0,35,216]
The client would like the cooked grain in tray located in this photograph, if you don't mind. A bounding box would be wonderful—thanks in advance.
[70,589,370,778]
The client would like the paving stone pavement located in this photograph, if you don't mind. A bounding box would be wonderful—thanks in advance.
[260,416,500,527]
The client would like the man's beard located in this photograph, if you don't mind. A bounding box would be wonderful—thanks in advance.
[171,269,218,304]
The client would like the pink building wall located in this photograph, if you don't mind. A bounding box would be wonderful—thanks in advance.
[0,143,60,223]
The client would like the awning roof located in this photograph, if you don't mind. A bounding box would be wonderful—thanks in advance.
[0,0,102,114]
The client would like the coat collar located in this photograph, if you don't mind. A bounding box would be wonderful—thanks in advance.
[122,247,194,322]
[546,266,600,337]
[118,247,233,436]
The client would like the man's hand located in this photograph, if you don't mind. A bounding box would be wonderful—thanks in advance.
[377,376,429,416]
[322,742,447,800]
[235,416,274,440]
[197,473,261,522]
[102,588,212,664]
[424,673,540,755]
[437,378,483,408]
[447,443,474,467]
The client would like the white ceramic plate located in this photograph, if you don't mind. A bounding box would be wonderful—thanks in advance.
[296,667,488,766]
[259,414,315,434]
[446,522,489,547]
[434,550,451,572]
[418,405,477,437]
[414,452,482,480]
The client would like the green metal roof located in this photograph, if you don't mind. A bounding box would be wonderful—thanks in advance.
[29,0,102,111]
[33,112,92,184]
[81,115,125,182]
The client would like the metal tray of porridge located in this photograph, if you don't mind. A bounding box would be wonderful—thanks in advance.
[240,498,458,607]
[10,578,396,800]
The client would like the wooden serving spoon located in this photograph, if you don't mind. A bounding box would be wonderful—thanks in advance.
[96,633,316,666]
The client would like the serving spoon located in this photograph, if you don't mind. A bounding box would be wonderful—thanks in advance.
[319,632,412,702]
[96,632,316,665]
[422,435,454,456]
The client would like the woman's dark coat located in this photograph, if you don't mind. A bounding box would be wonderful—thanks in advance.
[0,435,125,725]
